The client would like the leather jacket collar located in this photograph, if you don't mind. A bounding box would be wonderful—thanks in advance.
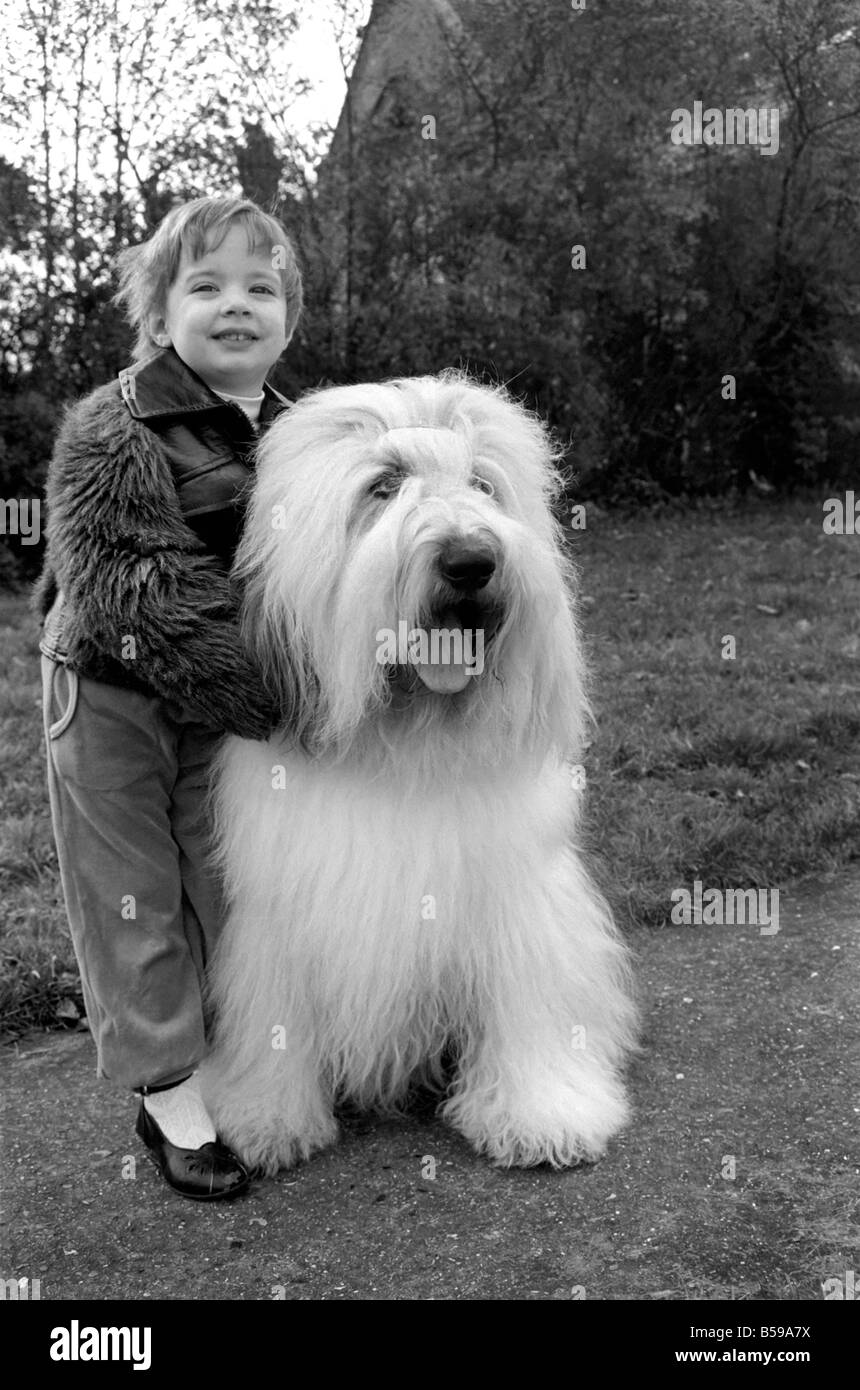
[119,346,290,425]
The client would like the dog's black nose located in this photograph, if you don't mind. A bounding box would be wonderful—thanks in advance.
[439,544,497,590]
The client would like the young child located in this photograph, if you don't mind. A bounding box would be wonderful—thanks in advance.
[34,196,302,1199]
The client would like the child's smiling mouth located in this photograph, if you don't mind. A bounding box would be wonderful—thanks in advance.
[212,330,258,342]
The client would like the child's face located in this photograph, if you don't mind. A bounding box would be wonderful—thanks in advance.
[152,224,288,395]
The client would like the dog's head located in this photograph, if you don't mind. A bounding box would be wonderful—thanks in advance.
[237,371,589,764]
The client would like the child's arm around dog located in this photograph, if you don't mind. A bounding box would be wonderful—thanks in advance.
[38,380,279,739]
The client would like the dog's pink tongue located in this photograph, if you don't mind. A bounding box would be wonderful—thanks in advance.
[414,609,472,693]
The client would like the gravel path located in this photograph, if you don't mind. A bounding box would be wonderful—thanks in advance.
[2,870,857,1301]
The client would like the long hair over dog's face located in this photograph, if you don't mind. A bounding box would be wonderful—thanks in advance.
[236,371,589,768]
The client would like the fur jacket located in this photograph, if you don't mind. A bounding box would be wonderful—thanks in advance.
[33,352,289,739]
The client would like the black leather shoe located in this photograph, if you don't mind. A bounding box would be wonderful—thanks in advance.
[135,1101,251,1200]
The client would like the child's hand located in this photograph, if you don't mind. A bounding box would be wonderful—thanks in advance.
[227,691,282,742]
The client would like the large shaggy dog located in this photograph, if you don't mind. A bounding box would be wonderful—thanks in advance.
[201,372,637,1173]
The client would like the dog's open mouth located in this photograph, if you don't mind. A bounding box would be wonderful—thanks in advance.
[410,599,503,694]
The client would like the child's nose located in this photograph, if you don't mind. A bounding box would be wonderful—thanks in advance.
[222,287,253,313]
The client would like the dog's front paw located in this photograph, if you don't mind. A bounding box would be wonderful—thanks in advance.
[220,1108,340,1177]
[443,1075,630,1169]
[203,1080,339,1176]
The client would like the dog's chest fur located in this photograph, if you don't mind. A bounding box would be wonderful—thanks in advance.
[215,735,575,997]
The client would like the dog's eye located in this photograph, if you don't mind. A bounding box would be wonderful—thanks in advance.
[369,474,402,499]
[471,476,495,497]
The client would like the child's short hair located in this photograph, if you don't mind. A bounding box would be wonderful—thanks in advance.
[114,195,303,362]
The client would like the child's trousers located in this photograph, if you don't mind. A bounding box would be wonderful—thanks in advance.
[41,656,226,1090]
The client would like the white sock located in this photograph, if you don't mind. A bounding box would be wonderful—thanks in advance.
[142,1073,217,1149]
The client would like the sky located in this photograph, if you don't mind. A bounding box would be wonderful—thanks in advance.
[282,7,362,136]
[2,0,372,180]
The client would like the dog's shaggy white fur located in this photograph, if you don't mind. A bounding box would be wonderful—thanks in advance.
[201,371,637,1173]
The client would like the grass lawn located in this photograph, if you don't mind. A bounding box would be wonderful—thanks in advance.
[2,492,859,1038]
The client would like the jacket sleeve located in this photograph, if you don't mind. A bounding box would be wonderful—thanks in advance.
[43,384,280,739]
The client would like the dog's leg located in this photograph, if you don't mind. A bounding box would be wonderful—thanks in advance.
[199,918,337,1176]
[200,1021,337,1176]
[442,850,637,1168]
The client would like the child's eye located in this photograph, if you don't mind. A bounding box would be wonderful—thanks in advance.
[251,285,276,294]
[191,283,217,292]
